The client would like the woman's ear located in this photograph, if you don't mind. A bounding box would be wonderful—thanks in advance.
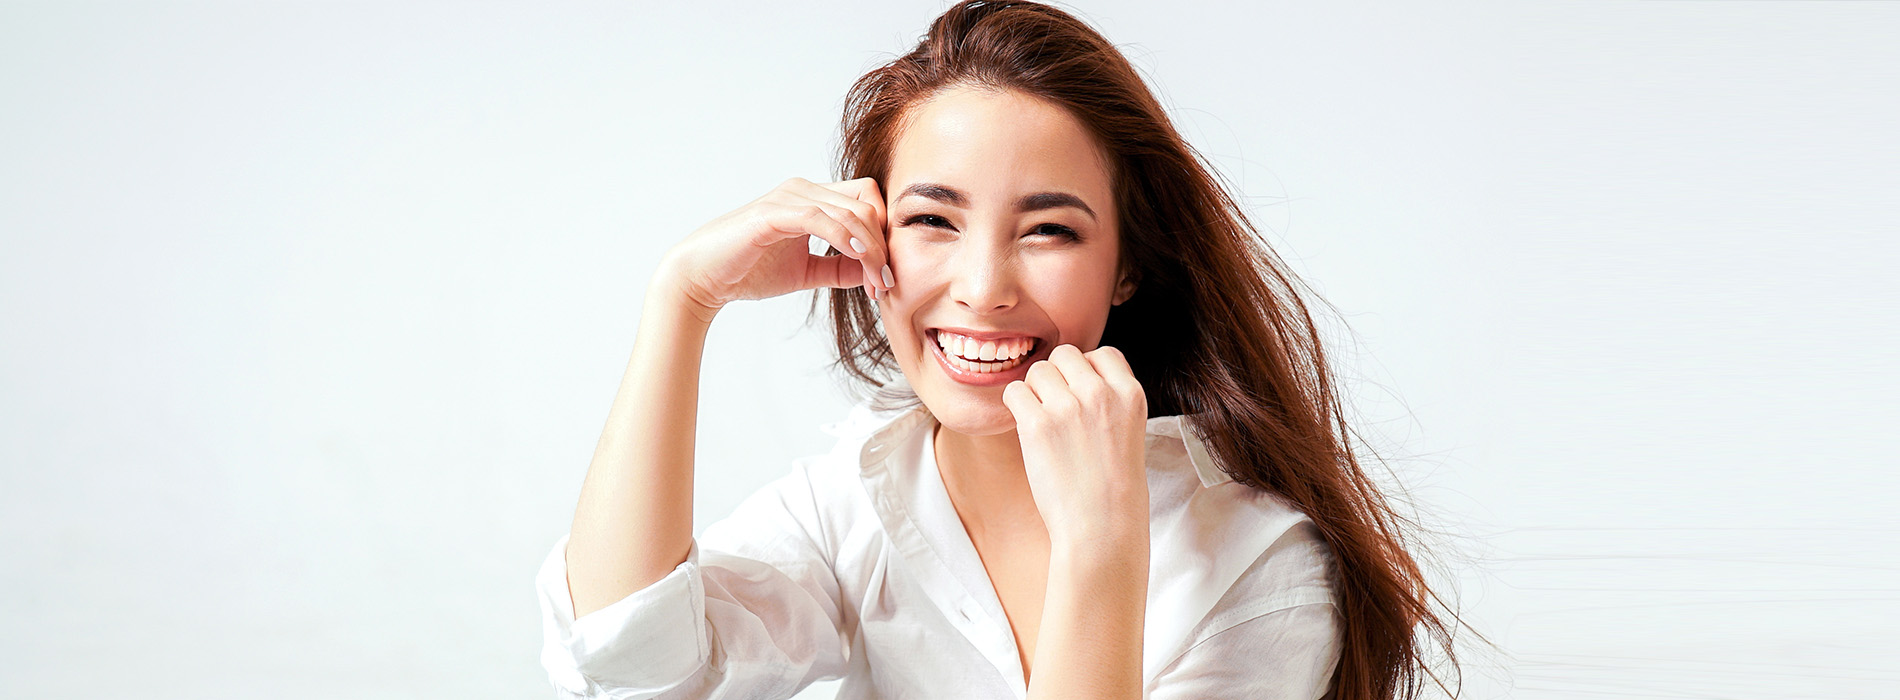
[1112,267,1140,306]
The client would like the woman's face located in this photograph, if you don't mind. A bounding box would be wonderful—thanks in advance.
[878,85,1135,437]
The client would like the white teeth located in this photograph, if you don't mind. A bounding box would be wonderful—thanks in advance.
[942,349,1028,374]
[933,331,1036,367]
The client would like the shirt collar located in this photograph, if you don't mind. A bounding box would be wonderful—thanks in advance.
[822,397,1235,488]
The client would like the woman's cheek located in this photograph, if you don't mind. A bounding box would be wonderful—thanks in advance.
[890,240,946,290]
[1024,258,1093,299]
[1027,260,1116,343]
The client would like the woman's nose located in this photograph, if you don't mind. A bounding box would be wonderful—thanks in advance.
[948,245,1018,313]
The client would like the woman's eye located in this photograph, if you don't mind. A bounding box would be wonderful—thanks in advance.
[899,214,951,228]
[896,215,1079,241]
[1032,223,1081,240]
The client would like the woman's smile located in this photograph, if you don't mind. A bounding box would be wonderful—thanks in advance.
[925,327,1054,387]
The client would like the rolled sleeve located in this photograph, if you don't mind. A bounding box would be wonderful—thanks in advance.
[534,459,851,700]
[537,533,711,699]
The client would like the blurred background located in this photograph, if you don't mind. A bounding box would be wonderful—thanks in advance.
[2,1,1895,698]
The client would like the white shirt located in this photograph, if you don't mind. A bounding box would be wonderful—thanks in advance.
[536,397,1342,700]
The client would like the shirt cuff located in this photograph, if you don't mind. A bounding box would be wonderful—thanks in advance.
[537,532,711,698]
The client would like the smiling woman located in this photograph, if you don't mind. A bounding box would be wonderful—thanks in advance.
[880,86,1131,413]
[541,2,1477,700]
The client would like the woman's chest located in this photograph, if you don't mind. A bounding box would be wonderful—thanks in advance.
[835,532,1052,694]
[969,530,1051,676]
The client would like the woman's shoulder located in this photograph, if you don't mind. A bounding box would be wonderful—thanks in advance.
[693,399,918,565]
[1141,414,1337,677]
[1143,414,1321,538]
[771,394,934,514]
[807,393,932,470]
[1146,418,1333,583]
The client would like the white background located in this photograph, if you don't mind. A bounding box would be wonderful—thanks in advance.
[3,1,1895,698]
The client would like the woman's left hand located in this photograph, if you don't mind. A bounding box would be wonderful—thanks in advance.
[1002,343,1151,554]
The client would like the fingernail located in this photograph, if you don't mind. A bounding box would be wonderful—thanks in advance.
[881,264,895,288]
[850,238,867,254]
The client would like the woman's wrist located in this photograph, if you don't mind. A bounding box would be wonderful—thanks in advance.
[1050,526,1149,575]
[1047,499,1150,562]
[648,250,723,326]
[1032,531,1148,700]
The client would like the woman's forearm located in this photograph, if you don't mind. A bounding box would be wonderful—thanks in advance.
[1027,536,1151,700]
[564,256,717,620]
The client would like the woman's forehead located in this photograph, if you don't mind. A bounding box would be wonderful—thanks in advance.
[887,87,1114,207]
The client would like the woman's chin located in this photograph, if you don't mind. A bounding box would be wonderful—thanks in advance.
[922,392,1018,436]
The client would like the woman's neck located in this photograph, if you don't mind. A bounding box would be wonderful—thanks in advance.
[932,423,1044,535]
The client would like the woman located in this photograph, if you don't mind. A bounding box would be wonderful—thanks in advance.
[539,2,1467,699]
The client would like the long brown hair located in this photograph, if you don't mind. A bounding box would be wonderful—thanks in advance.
[808,2,1484,698]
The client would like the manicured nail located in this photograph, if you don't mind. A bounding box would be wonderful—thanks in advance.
[850,238,867,254]
[881,264,895,288]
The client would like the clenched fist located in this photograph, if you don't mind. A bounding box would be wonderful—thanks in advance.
[1001,343,1150,552]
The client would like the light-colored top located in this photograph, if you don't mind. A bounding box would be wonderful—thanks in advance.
[536,397,1342,700]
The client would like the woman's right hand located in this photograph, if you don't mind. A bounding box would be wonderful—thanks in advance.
[659,176,893,319]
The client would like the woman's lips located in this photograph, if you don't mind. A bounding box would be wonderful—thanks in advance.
[927,329,1047,387]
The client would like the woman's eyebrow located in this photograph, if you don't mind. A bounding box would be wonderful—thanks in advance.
[1018,191,1096,221]
[898,182,967,206]
[897,182,1096,221]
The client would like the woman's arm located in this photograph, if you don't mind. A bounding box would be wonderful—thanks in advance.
[1029,533,1151,700]
[561,176,890,622]
[565,255,716,620]
[1005,344,1154,700]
